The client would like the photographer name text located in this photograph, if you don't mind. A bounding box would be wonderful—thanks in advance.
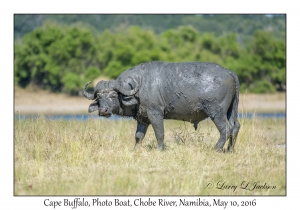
[206,181,277,192]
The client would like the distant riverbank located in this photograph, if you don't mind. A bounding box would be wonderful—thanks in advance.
[14,86,286,115]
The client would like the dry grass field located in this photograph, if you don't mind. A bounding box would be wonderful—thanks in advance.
[14,116,286,195]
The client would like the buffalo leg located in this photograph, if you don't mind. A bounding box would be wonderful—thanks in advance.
[147,110,165,150]
[211,112,231,152]
[227,120,240,152]
[133,122,149,150]
[227,102,240,152]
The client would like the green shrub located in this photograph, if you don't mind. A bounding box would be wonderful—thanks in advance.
[84,66,101,81]
[249,80,276,93]
[62,72,81,95]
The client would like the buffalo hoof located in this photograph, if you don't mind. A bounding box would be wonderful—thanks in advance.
[158,145,165,151]
[227,147,234,153]
[214,147,225,153]
[132,143,141,151]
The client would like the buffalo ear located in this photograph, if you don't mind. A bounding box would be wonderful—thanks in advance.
[121,95,138,106]
[88,100,99,113]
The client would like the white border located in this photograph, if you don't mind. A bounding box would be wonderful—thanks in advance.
[2,1,297,209]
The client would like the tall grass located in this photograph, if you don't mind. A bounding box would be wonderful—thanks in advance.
[14,116,286,195]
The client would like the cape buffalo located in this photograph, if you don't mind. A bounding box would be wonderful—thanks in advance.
[83,61,240,152]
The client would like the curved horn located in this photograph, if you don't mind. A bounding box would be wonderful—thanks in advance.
[115,77,139,96]
[82,81,96,100]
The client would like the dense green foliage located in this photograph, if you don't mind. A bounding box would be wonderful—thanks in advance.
[14,19,286,95]
[15,23,102,94]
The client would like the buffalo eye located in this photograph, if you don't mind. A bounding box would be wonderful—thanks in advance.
[97,93,103,99]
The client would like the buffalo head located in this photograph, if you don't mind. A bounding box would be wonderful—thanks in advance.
[83,77,139,117]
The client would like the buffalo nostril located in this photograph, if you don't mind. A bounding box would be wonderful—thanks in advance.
[100,108,108,113]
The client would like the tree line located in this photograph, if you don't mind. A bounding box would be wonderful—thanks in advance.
[14,14,286,41]
[14,22,286,95]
